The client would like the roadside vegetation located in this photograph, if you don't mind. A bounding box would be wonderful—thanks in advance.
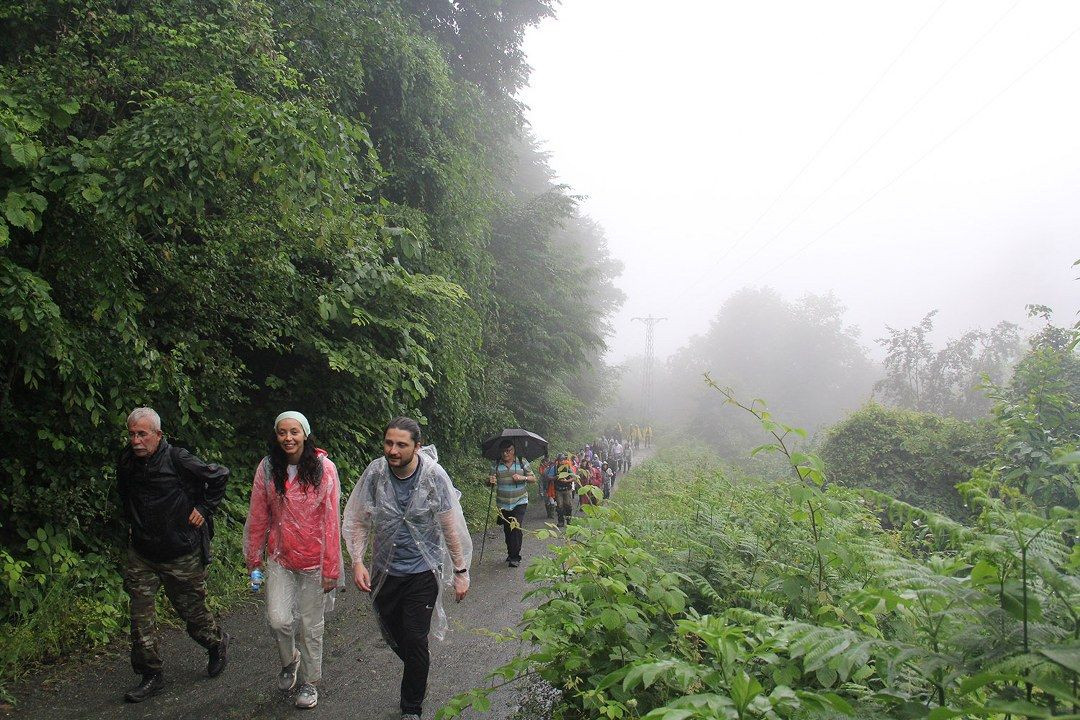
[444,319,1078,719]
[820,403,996,520]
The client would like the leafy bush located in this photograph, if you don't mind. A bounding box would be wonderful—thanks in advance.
[443,386,1080,719]
[820,403,996,520]
[986,313,1080,511]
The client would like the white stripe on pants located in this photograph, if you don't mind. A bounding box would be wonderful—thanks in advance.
[265,559,325,683]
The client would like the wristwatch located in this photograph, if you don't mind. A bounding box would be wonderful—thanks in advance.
[454,567,468,574]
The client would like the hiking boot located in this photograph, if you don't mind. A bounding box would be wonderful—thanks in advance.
[278,649,300,691]
[295,683,318,709]
[207,632,230,677]
[401,714,421,720]
[508,559,520,568]
[124,672,164,703]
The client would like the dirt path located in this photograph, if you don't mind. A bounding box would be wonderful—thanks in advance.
[6,448,655,720]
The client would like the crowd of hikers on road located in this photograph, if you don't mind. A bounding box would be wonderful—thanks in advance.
[116,406,649,717]
[487,427,651,565]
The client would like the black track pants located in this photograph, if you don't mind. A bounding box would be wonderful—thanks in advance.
[373,571,439,715]
[499,503,528,562]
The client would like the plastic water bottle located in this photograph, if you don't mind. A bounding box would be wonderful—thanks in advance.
[250,568,264,592]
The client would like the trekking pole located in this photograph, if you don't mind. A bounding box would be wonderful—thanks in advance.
[478,479,495,563]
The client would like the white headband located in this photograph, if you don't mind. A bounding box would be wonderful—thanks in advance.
[274,411,311,437]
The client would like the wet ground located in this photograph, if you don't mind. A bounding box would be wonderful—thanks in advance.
[4,498,556,720]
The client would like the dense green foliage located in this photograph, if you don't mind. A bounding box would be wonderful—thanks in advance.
[820,302,1078,522]
[446,371,1079,720]
[987,307,1080,511]
[820,404,996,520]
[0,0,621,685]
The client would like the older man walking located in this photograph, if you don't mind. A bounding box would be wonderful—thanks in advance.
[117,407,231,702]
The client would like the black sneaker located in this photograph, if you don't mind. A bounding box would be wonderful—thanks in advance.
[207,632,230,677]
[124,673,164,703]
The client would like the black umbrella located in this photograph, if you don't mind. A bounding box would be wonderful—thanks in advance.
[480,428,549,461]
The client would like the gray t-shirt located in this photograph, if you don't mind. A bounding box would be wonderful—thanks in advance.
[387,457,452,575]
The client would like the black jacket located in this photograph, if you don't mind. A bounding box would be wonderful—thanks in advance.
[117,440,229,563]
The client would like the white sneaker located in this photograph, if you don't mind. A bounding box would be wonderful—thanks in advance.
[295,683,318,709]
[278,649,300,692]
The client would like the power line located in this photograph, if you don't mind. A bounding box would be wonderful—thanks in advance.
[677,0,950,300]
[688,0,1022,301]
[751,20,1080,284]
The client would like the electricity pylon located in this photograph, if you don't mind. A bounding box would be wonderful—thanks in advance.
[632,316,666,422]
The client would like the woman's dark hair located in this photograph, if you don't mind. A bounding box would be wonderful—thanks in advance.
[385,416,422,444]
[268,434,322,495]
[498,439,515,451]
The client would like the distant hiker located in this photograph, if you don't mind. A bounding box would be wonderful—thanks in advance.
[117,407,230,703]
[612,440,625,474]
[342,417,472,720]
[539,457,557,519]
[553,454,577,527]
[625,443,633,472]
[244,411,342,709]
[487,440,535,568]
[580,461,604,506]
[601,461,615,499]
[577,461,593,504]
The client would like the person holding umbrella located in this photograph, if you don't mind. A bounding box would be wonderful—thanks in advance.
[487,440,536,568]
[477,428,547,563]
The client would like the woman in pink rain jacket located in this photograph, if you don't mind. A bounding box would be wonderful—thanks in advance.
[244,411,342,710]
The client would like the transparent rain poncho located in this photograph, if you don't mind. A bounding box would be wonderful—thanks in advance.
[244,450,344,613]
[342,445,472,640]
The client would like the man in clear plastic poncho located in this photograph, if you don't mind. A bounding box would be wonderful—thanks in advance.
[343,417,472,720]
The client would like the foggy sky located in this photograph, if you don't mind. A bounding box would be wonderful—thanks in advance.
[521,1,1080,363]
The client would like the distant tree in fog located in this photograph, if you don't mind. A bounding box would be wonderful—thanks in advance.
[649,288,878,454]
[875,311,1021,420]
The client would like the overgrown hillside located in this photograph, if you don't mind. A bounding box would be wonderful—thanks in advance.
[0,0,620,688]
[446,335,1080,720]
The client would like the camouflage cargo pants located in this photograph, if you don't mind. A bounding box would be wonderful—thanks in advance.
[123,546,222,675]
[555,488,575,527]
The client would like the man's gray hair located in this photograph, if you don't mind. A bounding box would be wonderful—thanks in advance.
[127,407,161,431]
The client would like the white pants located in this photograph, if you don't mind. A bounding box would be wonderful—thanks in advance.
[266,559,325,684]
